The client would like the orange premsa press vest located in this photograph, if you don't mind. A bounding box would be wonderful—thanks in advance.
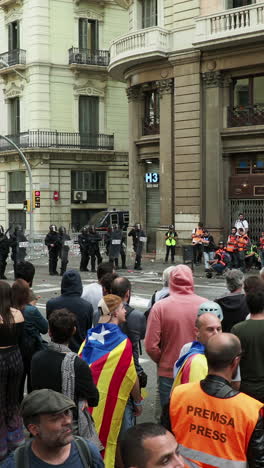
[170,382,263,468]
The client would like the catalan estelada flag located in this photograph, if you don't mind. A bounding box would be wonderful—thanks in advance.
[79,323,137,468]
[171,341,206,392]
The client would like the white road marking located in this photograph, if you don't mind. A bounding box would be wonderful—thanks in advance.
[139,358,149,364]
[35,283,55,288]
[34,287,61,293]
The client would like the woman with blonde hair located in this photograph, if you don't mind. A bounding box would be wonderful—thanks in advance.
[0,280,24,461]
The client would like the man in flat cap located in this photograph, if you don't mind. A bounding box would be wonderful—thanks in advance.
[1,389,104,467]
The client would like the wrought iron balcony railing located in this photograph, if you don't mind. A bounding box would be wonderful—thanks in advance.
[227,105,264,127]
[142,117,160,136]
[0,131,114,151]
[0,49,26,67]
[69,47,110,67]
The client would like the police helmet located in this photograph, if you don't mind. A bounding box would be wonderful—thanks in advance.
[49,224,57,232]
[81,226,88,234]
[59,226,66,235]
[197,301,223,321]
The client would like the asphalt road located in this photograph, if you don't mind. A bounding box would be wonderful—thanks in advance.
[6,253,230,423]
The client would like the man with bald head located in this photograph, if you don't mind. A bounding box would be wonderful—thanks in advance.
[170,333,264,467]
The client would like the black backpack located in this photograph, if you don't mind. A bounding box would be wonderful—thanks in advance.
[14,437,93,468]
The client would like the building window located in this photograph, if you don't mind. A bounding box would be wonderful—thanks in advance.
[143,89,160,135]
[10,97,20,135]
[79,18,98,51]
[234,156,264,175]
[142,0,157,28]
[8,171,25,204]
[227,0,255,8]
[71,171,106,203]
[8,21,20,51]
[228,75,264,127]
[79,96,99,135]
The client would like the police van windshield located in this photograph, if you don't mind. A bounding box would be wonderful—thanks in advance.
[89,211,107,226]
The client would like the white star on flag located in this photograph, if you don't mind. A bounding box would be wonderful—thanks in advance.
[89,325,111,345]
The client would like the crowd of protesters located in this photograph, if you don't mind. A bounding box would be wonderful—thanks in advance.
[1,256,264,467]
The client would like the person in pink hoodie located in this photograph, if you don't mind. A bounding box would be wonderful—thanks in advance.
[145,264,207,409]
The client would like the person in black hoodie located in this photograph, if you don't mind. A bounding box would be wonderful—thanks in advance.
[215,269,249,332]
[46,270,93,352]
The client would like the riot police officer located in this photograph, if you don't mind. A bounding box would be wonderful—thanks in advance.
[45,225,60,275]
[58,226,71,276]
[10,225,28,278]
[0,226,10,279]
[128,223,146,270]
[165,224,178,263]
[78,227,90,272]
[88,225,102,272]
[108,224,122,269]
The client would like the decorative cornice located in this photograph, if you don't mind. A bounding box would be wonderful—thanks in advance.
[126,85,143,102]
[114,0,130,8]
[202,71,231,88]
[74,8,104,21]
[3,81,24,99]
[156,78,173,95]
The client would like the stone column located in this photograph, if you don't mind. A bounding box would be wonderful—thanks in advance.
[126,85,144,237]
[202,71,229,242]
[156,78,174,259]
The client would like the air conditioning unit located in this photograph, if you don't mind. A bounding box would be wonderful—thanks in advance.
[73,190,87,201]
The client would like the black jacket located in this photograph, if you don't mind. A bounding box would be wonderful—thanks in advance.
[45,231,60,252]
[215,293,249,332]
[46,270,93,352]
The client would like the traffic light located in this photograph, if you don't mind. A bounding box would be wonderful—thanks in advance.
[23,200,30,212]
[33,190,41,209]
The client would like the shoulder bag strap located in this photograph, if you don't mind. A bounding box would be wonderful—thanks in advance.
[74,436,93,468]
[14,441,31,468]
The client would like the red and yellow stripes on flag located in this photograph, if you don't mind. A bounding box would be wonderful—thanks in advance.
[80,338,136,468]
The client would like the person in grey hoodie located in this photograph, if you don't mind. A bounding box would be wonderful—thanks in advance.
[46,270,93,352]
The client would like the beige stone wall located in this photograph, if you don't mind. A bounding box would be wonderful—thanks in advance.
[170,0,199,29]
[0,151,128,233]
[173,53,201,240]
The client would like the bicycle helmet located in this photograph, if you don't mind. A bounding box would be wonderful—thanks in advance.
[197,301,223,321]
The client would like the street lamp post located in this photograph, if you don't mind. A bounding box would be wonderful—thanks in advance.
[0,134,33,245]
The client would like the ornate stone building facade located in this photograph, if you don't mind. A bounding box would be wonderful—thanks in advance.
[110,0,264,256]
[0,0,129,233]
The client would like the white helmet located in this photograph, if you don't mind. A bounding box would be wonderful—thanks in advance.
[197,301,223,321]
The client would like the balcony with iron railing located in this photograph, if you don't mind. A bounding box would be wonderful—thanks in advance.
[109,27,170,80]
[227,105,264,127]
[69,48,110,70]
[193,2,264,49]
[0,130,114,152]
[0,49,26,75]
[142,116,160,136]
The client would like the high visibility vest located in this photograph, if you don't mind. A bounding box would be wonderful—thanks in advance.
[215,249,226,266]
[192,228,204,244]
[226,235,238,252]
[165,232,177,246]
[170,382,263,468]
[237,235,249,252]
[260,237,264,250]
